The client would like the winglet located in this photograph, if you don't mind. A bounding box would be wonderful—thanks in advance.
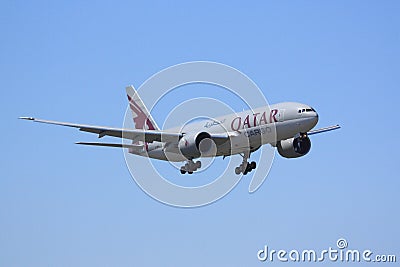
[19,117,35,120]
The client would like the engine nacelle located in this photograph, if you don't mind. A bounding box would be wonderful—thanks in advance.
[178,132,215,159]
[277,136,311,158]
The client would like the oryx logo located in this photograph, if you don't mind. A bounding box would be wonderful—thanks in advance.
[127,94,156,130]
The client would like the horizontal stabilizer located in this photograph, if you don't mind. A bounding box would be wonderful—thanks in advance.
[76,142,143,149]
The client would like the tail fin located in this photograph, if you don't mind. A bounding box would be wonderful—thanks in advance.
[126,85,159,130]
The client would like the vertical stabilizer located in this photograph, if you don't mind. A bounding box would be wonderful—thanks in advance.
[126,85,159,130]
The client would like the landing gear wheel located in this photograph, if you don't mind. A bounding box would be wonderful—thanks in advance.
[250,161,256,169]
[234,151,254,175]
[180,160,202,174]
[245,163,253,173]
[235,167,241,175]
[195,161,201,169]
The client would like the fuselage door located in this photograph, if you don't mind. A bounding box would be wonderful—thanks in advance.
[278,109,285,122]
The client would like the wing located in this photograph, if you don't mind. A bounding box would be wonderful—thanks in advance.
[308,124,341,135]
[19,117,182,143]
[19,117,231,144]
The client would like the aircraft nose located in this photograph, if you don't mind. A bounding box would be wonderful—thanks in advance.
[314,111,319,125]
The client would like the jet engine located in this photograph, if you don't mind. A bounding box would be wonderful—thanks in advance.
[277,135,311,158]
[178,132,216,159]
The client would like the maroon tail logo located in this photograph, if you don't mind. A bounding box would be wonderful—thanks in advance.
[127,95,156,130]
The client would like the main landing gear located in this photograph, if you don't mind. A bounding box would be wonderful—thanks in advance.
[180,160,201,174]
[235,151,257,175]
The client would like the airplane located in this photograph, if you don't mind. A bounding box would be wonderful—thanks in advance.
[20,86,340,175]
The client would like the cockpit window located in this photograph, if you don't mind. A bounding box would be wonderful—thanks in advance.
[299,108,315,113]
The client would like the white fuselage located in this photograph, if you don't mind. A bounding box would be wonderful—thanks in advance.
[129,102,319,162]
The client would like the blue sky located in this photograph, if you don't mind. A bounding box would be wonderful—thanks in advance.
[1,1,399,266]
